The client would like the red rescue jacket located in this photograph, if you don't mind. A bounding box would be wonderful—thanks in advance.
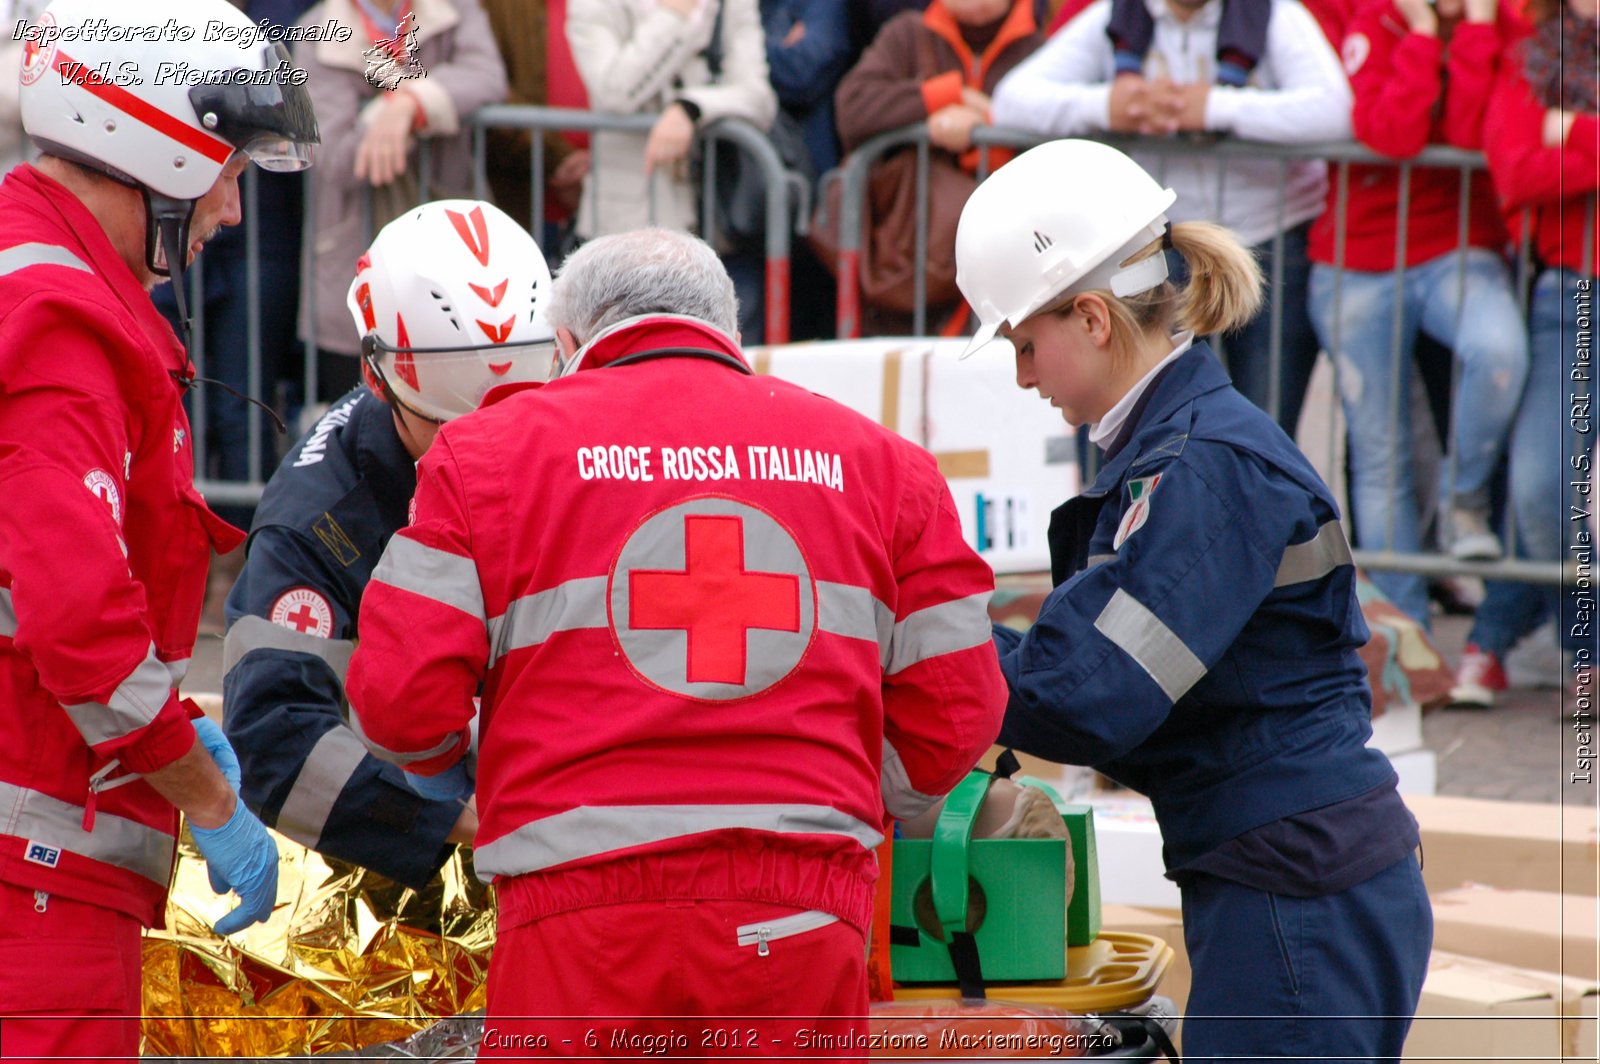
[348,316,1007,934]
[0,165,243,927]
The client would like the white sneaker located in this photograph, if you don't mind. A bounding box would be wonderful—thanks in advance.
[1449,507,1503,562]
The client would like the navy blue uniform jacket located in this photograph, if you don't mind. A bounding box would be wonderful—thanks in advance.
[993,343,1396,871]
[222,389,463,887]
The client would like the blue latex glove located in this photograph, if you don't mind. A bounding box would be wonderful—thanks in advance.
[190,799,279,936]
[193,717,240,793]
[193,717,246,895]
[402,760,474,803]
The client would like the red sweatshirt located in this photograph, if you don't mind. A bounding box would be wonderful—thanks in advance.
[1483,15,1600,275]
[1309,1,1516,270]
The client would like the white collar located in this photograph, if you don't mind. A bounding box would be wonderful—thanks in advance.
[1089,332,1195,450]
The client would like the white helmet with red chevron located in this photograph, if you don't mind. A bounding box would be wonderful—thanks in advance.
[348,199,557,422]
[19,0,318,201]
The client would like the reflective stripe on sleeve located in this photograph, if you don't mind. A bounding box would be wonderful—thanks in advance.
[274,725,369,847]
[0,243,92,277]
[1274,520,1353,588]
[1086,554,1117,569]
[1093,589,1206,703]
[885,592,994,676]
[371,536,486,622]
[223,614,355,680]
[880,740,940,820]
[815,580,894,664]
[347,703,461,766]
[487,576,608,663]
[164,658,189,685]
[0,587,14,638]
[474,803,885,879]
[0,780,171,885]
[61,643,173,746]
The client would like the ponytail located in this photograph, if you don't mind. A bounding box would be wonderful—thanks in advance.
[1169,221,1263,337]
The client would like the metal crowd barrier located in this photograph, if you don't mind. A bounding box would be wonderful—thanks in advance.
[818,124,1584,587]
[187,107,810,506]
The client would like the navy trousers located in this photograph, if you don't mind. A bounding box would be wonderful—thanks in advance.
[1180,854,1432,1063]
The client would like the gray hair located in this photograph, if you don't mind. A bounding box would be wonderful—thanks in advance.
[546,228,741,344]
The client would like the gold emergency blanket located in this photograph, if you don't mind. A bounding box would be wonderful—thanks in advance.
[141,826,494,1057]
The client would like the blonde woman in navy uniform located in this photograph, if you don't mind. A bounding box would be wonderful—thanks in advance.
[955,139,1430,1062]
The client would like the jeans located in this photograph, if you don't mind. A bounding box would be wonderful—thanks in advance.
[1309,250,1529,625]
[1472,270,1598,658]
[1212,221,1321,435]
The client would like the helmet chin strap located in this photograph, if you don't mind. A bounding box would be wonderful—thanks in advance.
[145,188,286,435]
[144,189,196,347]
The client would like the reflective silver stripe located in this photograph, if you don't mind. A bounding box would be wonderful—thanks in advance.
[347,703,461,766]
[0,243,91,277]
[275,725,368,847]
[1274,520,1353,588]
[885,592,994,676]
[880,740,940,820]
[1093,589,1207,703]
[474,804,885,879]
[61,643,173,746]
[0,587,14,639]
[816,581,894,656]
[164,658,189,685]
[487,576,608,662]
[1094,588,1203,704]
[1087,554,1117,569]
[0,780,171,885]
[223,613,355,680]
[372,536,486,622]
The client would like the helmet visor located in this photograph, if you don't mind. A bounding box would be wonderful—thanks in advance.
[187,44,320,172]
[363,335,560,419]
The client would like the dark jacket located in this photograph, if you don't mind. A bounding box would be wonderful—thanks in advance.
[993,343,1396,870]
[222,389,463,888]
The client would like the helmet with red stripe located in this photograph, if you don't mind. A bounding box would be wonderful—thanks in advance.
[20,0,318,277]
[348,200,557,423]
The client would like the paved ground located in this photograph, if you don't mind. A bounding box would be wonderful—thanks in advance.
[185,594,1590,808]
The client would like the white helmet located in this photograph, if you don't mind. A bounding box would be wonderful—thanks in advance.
[20,0,318,275]
[955,140,1177,357]
[349,200,557,423]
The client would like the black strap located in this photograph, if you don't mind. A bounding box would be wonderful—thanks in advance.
[703,0,726,80]
[992,749,1022,780]
[947,930,986,1000]
[605,346,753,373]
[1099,1013,1182,1061]
[887,923,921,947]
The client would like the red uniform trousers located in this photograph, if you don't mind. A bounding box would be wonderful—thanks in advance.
[0,880,143,1062]
[482,896,866,1060]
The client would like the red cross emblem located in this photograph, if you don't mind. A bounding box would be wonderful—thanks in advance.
[610,498,816,699]
[269,588,335,639]
[18,15,53,87]
[630,514,800,685]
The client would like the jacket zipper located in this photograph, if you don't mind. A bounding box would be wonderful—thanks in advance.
[735,910,839,956]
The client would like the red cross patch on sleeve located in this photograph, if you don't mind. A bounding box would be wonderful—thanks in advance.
[269,587,335,638]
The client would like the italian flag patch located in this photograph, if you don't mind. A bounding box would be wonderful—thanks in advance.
[1113,473,1163,550]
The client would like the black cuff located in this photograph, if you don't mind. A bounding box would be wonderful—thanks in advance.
[675,98,703,123]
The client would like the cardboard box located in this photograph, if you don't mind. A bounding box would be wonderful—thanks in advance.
[1100,904,1190,1018]
[1403,951,1598,1064]
[751,338,1075,574]
[1405,795,1599,894]
[1430,887,1600,980]
[1087,795,1183,910]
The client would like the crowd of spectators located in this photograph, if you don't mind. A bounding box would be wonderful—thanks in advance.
[4,0,1590,699]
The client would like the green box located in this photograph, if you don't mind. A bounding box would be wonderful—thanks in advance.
[1055,802,1102,947]
[890,833,1068,983]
